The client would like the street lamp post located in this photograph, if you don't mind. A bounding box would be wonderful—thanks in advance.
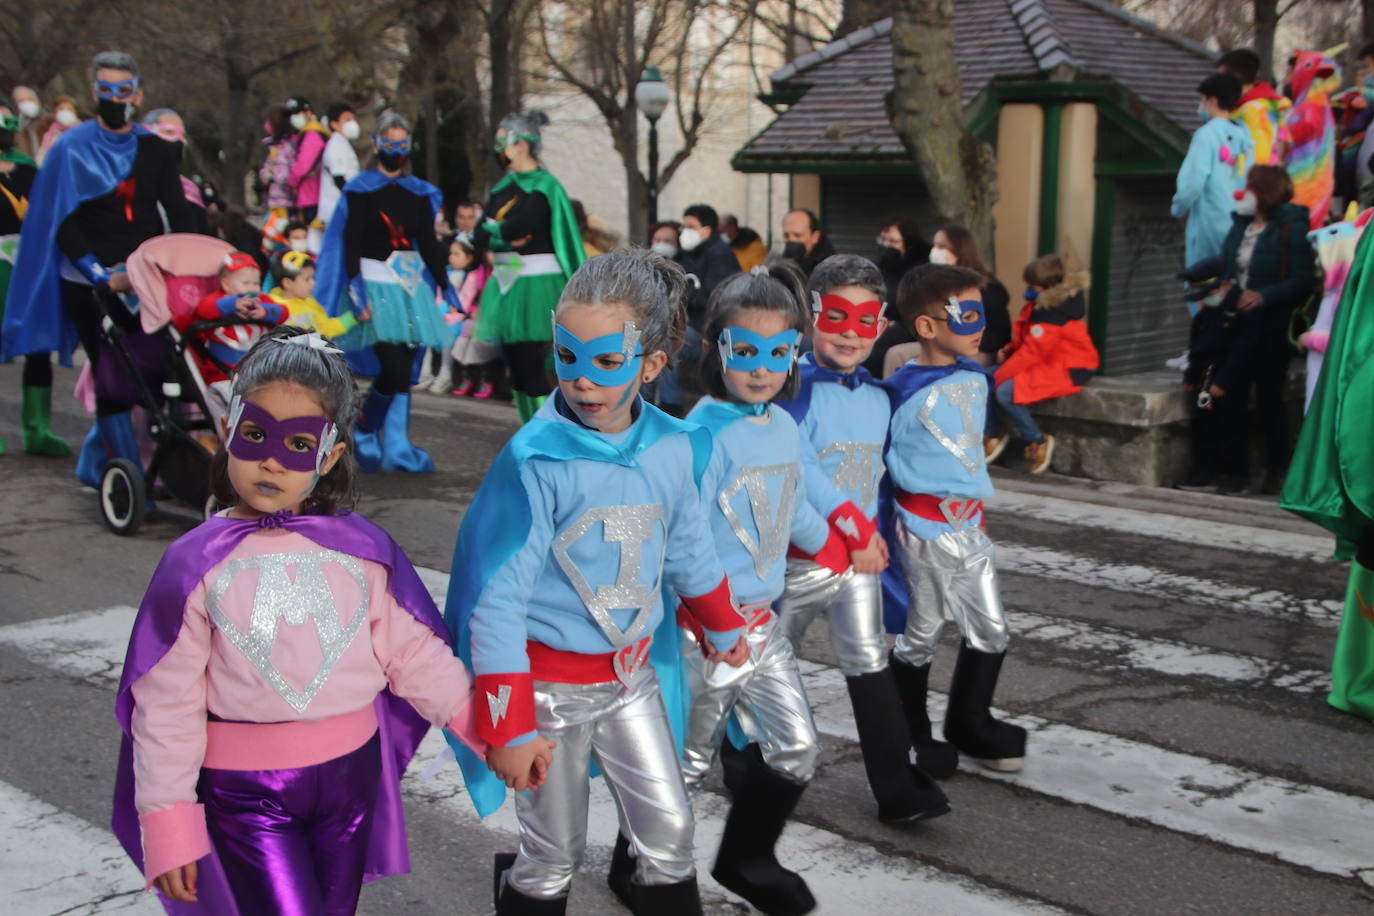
[634,66,671,227]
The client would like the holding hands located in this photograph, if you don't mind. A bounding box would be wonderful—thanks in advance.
[487,737,557,792]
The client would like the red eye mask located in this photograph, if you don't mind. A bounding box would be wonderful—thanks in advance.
[811,293,885,339]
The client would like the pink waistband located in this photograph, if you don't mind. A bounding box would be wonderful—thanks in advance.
[203,704,378,771]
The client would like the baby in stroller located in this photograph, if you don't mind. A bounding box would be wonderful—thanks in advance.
[173,251,286,426]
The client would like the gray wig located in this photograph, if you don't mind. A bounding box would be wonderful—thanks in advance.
[807,253,886,302]
[497,109,550,158]
[230,326,358,427]
[91,51,141,82]
[557,248,688,357]
[141,108,178,126]
[374,111,411,137]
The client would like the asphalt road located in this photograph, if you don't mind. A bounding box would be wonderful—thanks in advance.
[0,361,1370,916]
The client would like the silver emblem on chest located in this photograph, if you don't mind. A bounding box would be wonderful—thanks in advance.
[918,380,984,474]
[819,442,883,508]
[718,462,800,580]
[552,504,665,649]
[207,550,370,713]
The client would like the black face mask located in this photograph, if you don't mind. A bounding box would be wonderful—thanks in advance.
[0,129,12,151]
[378,151,408,172]
[877,245,904,270]
[97,98,132,129]
[782,241,806,262]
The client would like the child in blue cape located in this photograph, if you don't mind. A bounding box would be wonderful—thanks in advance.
[776,253,955,814]
[445,249,749,916]
[885,264,1027,774]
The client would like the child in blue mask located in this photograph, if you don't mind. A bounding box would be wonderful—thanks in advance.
[885,264,1026,775]
[448,248,749,916]
[672,261,840,915]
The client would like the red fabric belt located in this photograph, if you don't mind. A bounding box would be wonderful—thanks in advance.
[526,638,652,685]
[895,490,984,526]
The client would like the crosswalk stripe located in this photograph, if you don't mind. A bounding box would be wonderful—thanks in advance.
[4,589,1366,892]
[0,779,159,914]
[998,542,1343,625]
[797,661,1374,887]
[1007,609,1332,695]
[989,489,1334,562]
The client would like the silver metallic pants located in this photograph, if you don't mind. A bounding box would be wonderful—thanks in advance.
[508,672,696,899]
[774,559,888,676]
[680,612,820,787]
[891,524,1009,667]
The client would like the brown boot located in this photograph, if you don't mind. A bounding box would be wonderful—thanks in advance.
[1024,435,1055,474]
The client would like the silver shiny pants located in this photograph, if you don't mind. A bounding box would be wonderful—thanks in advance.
[508,673,696,899]
[892,524,1009,667]
[680,613,820,787]
[774,559,888,676]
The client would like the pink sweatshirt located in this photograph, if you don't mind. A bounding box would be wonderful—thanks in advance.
[289,126,327,210]
[130,526,480,881]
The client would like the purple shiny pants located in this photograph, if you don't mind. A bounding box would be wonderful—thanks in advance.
[197,732,382,916]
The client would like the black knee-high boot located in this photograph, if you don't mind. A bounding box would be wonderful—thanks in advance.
[711,743,816,916]
[607,832,635,909]
[845,669,951,823]
[942,641,1026,772]
[494,852,568,915]
[631,876,702,916]
[889,653,960,778]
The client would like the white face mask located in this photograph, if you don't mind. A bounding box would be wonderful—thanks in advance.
[17,100,39,119]
[1235,190,1258,217]
[651,241,678,258]
[290,113,308,131]
[928,246,956,265]
[290,238,309,253]
[1201,290,1227,308]
[340,119,361,140]
[678,227,703,252]
[55,108,78,127]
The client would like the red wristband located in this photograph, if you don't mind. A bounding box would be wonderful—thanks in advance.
[473,673,537,747]
[812,526,852,575]
[679,575,745,633]
[829,501,877,552]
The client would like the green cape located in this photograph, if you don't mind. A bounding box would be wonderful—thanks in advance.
[488,167,586,278]
[0,148,36,168]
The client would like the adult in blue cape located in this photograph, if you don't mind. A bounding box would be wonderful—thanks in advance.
[0,98,70,457]
[2,50,192,486]
[470,110,585,423]
[314,111,461,473]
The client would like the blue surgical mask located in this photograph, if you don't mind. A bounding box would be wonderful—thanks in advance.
[940,297,987,336]
[1197,102,1210,122]
[717,326,800,373]
[1363,75,1374,92]
[553,320,643,386]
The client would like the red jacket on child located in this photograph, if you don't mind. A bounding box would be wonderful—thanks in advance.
[994,271,1099,404]
[174,291,286,383]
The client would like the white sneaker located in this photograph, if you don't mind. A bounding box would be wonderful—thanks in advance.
[1164,351,1189,372]
[427,374,452,394]
[415,371,436,389]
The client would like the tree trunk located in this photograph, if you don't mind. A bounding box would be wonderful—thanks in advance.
[220,17,249,207]
[887,0,997,256]
[1253,0,1279,84]
[1365,0,1374,43]
[487,0,517,190]
[835,0,891,38]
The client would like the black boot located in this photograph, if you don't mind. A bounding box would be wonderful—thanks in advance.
[710,744,816,915]
[845,669,951,823]
[608,832,635,909]
[889,653,960,778]
[631,875,702,916]
[494,852,569,914]
[943,642,1026,772]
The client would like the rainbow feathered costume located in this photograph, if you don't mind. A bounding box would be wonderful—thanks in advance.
[1282,49,1341,229]
[1233,82,1290,167]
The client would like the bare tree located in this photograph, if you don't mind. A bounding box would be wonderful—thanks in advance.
[887,0,996,254]
[0,3,106,93]
[834,0,890,37]
[535,0,756,242]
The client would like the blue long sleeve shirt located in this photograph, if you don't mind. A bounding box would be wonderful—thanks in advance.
[886,368,993,540]
[1171,116,1253,265]
[690,401,831,606]
[791,357,890,522]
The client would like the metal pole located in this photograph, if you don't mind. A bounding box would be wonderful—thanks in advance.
[647,116,660,227]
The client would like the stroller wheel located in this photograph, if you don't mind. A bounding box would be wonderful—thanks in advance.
[100,459,147,536]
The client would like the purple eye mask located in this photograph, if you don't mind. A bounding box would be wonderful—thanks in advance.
[226,397,339,474]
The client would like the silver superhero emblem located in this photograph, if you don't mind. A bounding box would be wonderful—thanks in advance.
[819,441,883,509]
[718,462,800,580]
[918,380,984,474]
[207,550,370,713]
[552,504,666,649]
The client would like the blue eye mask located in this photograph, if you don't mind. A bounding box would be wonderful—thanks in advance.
[718,326,800,373]
[375,135,412,156]
[96,78,140,101]
[941,297,987,336]
[553,319,643,386]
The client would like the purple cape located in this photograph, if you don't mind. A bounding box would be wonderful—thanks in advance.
[112,512,449,914]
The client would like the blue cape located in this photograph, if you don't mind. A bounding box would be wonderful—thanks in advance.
[879,358,992,632]
[313,169,444,377]
[777,355,876,424]
[2,121,150,364]
[442,397,711,817]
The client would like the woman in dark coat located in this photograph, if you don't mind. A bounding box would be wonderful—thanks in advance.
[1219,164,1318,494]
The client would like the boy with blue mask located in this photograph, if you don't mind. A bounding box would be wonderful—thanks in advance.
[1171,74,1251,269]
[884,264,1027,775]
[1174,256,1263,494]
